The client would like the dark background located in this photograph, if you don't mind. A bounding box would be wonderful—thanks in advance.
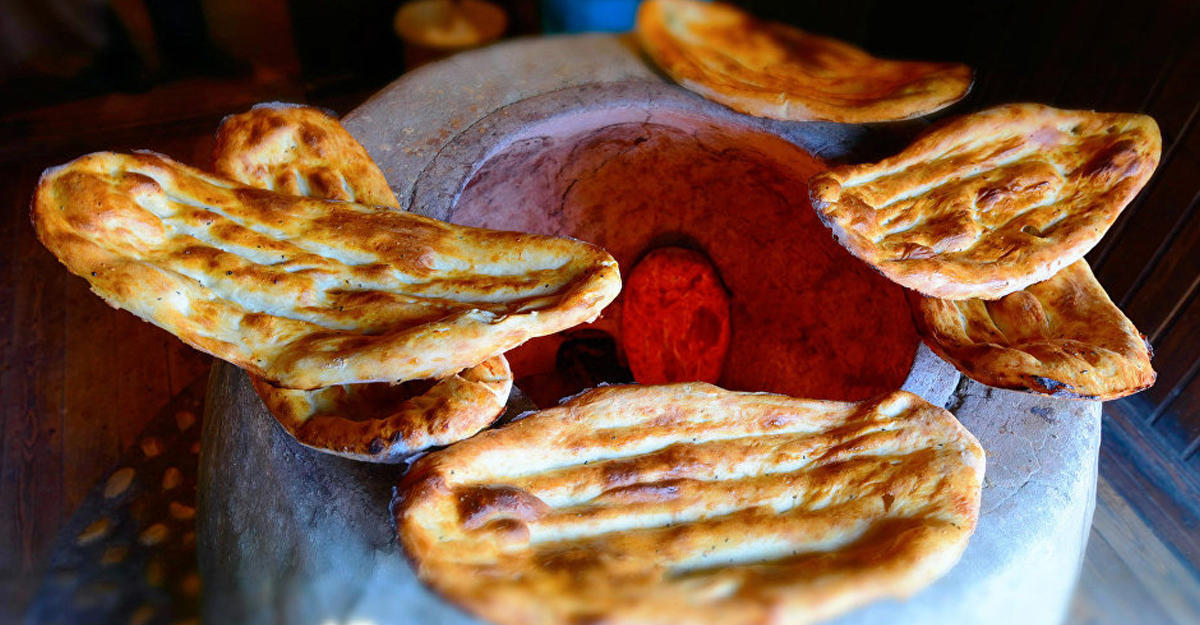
[3,0,1190,114]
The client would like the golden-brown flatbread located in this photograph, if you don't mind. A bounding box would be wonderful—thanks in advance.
[912,260,1154,400]
[809,103,1161,300]
[212,108,514,460]
[397,383,985,625]
[635,0,972,123]
[212,103,399,208]
[251,355,511,462]
[32,151,621,389]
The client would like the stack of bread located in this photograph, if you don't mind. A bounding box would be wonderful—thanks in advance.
[808,105,1159,401]
[29,1,1160,624]
[33,105,620,464]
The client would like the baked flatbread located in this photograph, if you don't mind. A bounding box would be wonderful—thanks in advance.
[809,103,1161,300]
[635,0,972,123]
[912,260,1154,400]
[212,103,399,208]
[32,151,620,389]
[213,107,513,460]
[250,355,511,462]
[397,383,985,625]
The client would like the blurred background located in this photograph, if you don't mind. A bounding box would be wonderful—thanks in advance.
[1,1,1198,624]
[0,0,1188,119]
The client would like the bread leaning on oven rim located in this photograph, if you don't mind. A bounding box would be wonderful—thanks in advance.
[635,0,973,123]
[249,355,512,462]
[31,150,620,390]
[211,103,514,461]
[212,102,399,208]
[911,260,1155,400]
[810,103,1161,300]
[396,383,985,625]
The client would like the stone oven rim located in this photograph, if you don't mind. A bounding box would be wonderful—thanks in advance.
[409,79,860,221]
[408,78,958,407]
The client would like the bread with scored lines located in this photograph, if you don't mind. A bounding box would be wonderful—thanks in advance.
[810,103,1160,300]
[31,150,620,390]
[250,355,511,462]
[396,383,985,625]
[911,260,1154,400]
[212,102,399,208]
[210,104,514,461]
[635,0,972,123]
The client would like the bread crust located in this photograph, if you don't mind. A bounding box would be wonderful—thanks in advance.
[635,0,972,123]
[251,355,511,462]
[810,103,1161,300]
[212,103,399,208]
[912,260,1154,400]
[396,383,985,625]
[31,151,620,389]
[212,107,514,460]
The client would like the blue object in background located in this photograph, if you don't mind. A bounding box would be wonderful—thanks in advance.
[541,0,643,33]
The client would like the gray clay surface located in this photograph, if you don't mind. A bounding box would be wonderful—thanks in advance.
[198,34,1099,625]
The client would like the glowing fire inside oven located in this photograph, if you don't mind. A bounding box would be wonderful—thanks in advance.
[449,112,918,408]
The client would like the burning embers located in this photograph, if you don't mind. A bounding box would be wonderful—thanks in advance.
[451,112,919,404]
[623,247,732,385]
[514,247,731,407]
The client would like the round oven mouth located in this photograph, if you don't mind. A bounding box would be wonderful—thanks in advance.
[412,81,956,407]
